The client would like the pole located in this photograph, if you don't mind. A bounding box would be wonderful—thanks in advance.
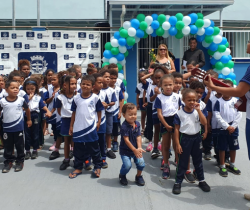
[220,9,223,27]
[12,0,15,27]
[37,0,40,26]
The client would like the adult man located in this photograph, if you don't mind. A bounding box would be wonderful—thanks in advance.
[181,37,205,70]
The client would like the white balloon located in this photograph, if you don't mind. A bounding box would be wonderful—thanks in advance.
[202,40,210,48]
[162,21,171,30]
[118,59,126,66]
[213,35,223,44]
[134,36,140,43]
[182,26,190,35]
[119,46,127,53]
[165,15,170,21]
[230,68,234,72]
[213,52,222,60]
[219,30,223,36]
[111,36,114,40]
[145,16,153,25]
[102,57,109,63]
[203,19,211,28]
[111,38,119,47]
[128,27,136,37]
[109,57,118,64]
[123,21,131,30]
[162,30,169,38]
[146,26,154,34]
[222,48,231,56]
[197,28,205,36]
[118,73,124,81]
[125,92,129,100]
[183,16,191,26]
[222,67,230,76]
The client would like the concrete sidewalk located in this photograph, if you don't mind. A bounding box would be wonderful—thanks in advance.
[0,113,249,210]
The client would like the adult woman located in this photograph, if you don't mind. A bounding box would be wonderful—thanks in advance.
[18,59,31,78]
[205,40,250,201]
[153,44,176,74]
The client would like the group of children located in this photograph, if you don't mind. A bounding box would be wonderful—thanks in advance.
[0,58,242,194]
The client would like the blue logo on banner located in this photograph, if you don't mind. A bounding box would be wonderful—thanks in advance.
[64,34,68,39]
[26,32,34,38]
[76,44,81,49]
[40,42,48,48]
[0,44,4,49]
[79,53,86,59]
[66,63,74,68]
[78,32,86,38]
[25,44,30,49]
[89,54,94,59]
[14,42,22,48]
[53,32,61,38]
[18,52,58,73]
[64,55,69,60]
[12,33,17,39]
[51,44,56,49]
[89,34,94,39]
[91,43,99,48]
[0,65,4,70]
[1,53,9,59]
[66,43,74,48]
[1,32,9,38]
[37,33,43,39]
[92,62,99,67]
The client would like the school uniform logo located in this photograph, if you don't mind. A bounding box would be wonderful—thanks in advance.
[230,101,235,109]
[89,54,94,59]
[3,133,7,140]
[88,101,95,108]
[37,33,43,39]
[78,32,86,39]
[172,96,177,102]
[1,53,9,59]
[234,139,238,146]
[79,53,86,59]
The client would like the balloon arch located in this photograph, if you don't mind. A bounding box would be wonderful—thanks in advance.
[102,13,236,101]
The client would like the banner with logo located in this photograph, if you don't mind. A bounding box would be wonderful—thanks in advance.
[0,30,101,75]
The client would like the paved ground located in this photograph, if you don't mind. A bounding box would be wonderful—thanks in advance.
[0,112,249,210]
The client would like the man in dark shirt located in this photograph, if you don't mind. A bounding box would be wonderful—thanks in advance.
[181,37,205,70]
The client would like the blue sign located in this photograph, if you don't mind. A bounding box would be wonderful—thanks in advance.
[0,65,4,70]
[40,42,48,48]
[79,53,86,59]
[64,55,69,60]
[1,32,9,38]
[89,54,94,59]
[89,34,94,39]
[1,53,9,59]
[51,44,56,49]
[78,32,86,38]
[12,33,17,39]
[52,32,61,38]
[92,62,99,67]
[91,42,99,48]
[26,32,35,38]
[76,44,81,49]
[14,42,22,48]
[25,44,30,49]
[64,34,69,39]
[0,44,4,49]
[66,43,74,48]
[37,33,43,39]
[66,63,74,68]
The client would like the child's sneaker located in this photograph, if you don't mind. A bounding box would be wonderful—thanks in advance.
[204,152,212,160]
[2,162,12,173]
[106,150,116,159]
[49,151,60,160]
[25,151,31,160]
[102,160,108,169]
[119,174,128,186]
[69,150,74,159]
[219,167,228,177]
[184,171,195,183]
[135,175,145,186]
[162,164,170,179]
[59,159,70,170]
[49,142,56,151]
[151,148,160,159]
[14,161,23,172]
[146,142,153,152]
[31,151,38,159]
[198,181,211,192]
[172,183,181,194]
[227,165,241,175]
[193,170,199,181]
[112,141,119,152]
[85,160,92,170]
[157,142,162,151]
[160,158,164,170]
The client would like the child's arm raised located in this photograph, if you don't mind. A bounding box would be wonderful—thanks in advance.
[150,87,160,102]
[141,72,153,81]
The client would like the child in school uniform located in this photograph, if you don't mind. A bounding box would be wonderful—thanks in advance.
[119,103,146,186]
[173,89,210,194]
[214,80,242,177]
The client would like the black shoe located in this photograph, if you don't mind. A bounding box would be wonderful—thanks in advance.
[151,148,160,159]
[135,175,145,186]
[49,151,60,160]
[69,150,74,159]
[184,172,196,183]
[119,174,128,186]
[106,150,116,159]
[204,152,211,160]
[31,151,38,159]
[15,162,23,172]
[60,159,70,170]
[219,167,228,177]
[198,181,211,192]
[227,165,241,175]
[2,162,13,173]
[172,183,181,194]
[193,170,199,181]
[25,152,31,160]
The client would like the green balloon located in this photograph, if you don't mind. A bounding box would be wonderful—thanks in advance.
[197,13,204,19]
[111,47,119,55]
[233,80,237,85]
[175,13,184,21]
[176,21,185,30]
[123,79,127,86]
[225,78,233,82]
[213,27,220,36]
[119,27,124,32]
[157,14,166,25]
[102,62,110,68]
[143,33,148,39]
[205,35,214,44]
[218,45,226,53]
[120,29,128,38]
[208,49,215,56]
[225,60,234,68]
[195,19,204,28]
[124,100,127,105]
[117,63,123,71]
[215,61,224,70]
[126,36,135,46]
[175,30,184,39]
[212,65,215,68]
[156,26,164,36]
[225,42,229,48]
[137,14,145,22]
[104,42,112,50]
[124,51,129,57]
[139,21,148,30]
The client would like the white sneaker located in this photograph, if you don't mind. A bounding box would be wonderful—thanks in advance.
[143,137,150,143]
[49,142,56,151]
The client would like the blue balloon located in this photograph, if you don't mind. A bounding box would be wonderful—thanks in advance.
[151,20,160,30]
[228,55,232,60]
[210,57,218,65]
[119,70,124,74]
[136,29,144,38]
[220,55,230,64]
[209,43,219,51]
[130,19,140,29]
[126,44,133,50]
[169,16,177,26]
[189,13,198,24]
[220,37,227,45]
[118,38,126,46]
[169,27,177,36]
[114,31,121,39]
[190,25,198,34]
[151,30,157,37]
[116,53,125,61]
[196,34,205,42]
[227,72,236,80]
[218,74,225,79]
[210,20,215,27]
[151,14,158,21]
[205,27,214,36]
[103,50,113,59]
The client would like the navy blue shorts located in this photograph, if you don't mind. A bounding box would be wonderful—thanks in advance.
[60,118,71,136]
[139,98,146,111]
[217,129,239,151]
[153,117,160,125]
[112,122,121,136]
[160,115,175,134]
[105,111,113,134]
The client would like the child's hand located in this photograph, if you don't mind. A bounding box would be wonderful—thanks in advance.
[137,104,140,110]
[27,120,32,128]
[142,103,148,108]
[176,144,183,154]
[227,126,235,134]
[102,102,108,109]
[69,126,73,136]
[138,148,146,153]
[194,102,200,110]
[29,93,34,100]
[118,112,121,119]
[202,131,207,140]
[154,87,161,95]
[52,92,55,98]
[133,148,143,158]
[45,111,52,118]
[166,125,173,132]
[96,122,101,131]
